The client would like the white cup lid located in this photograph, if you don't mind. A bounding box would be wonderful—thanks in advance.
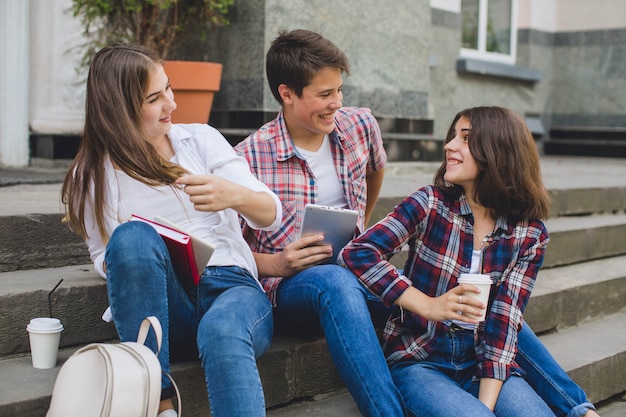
[458,273,492,284]
[26,317,64,333]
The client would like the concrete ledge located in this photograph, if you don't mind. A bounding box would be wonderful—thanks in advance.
[373,187,626,224]
[4,213,626,355]
[0,330,341,417]
[383,135,444,162]
[3,254,625,362]
[525,256,626,333]
[549,187,626,217]
[1,187,625,273]
[540,311,626,404]
[0,214,90,273]
[456,57,543,82]
[544,213,626,267]
[2,311,623,417]
[0,265,115,355]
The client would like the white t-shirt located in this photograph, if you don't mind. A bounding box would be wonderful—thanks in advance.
[296,135,347,208]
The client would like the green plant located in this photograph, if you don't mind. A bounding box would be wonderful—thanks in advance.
[72,0,233,65]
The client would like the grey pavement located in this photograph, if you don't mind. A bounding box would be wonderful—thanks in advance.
[2,155,626,216]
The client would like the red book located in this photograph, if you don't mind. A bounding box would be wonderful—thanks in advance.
[130,214,201,288]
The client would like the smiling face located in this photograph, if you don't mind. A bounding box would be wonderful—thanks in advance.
[140,63,177,145]
[280,66,343,145]
[443,116,480,194]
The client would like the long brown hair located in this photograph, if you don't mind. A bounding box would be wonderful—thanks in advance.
[434,106,551,221]
[62,43,186,240]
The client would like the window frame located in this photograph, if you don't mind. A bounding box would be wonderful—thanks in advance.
[460,0,518,65]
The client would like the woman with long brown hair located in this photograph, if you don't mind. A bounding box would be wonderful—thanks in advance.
[62,43,281,417]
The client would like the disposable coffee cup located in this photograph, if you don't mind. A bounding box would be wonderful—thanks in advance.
[26,317,64,369]
[457,273,492,321]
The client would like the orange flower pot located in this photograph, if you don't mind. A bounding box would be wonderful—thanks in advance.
[165,61,223,124]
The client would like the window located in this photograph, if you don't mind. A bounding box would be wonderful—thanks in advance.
[461,0,517,65]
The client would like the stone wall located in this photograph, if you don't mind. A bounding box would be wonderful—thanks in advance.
[210,0,433,121]
[551,28,626,127]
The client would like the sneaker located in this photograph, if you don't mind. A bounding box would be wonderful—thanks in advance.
[157,410,178,417]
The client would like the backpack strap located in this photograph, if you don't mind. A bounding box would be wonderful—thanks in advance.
[164,370,183,416]
[136,316,182,416]
[136,316,162,354]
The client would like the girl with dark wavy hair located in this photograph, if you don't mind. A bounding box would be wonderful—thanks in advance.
[340,106,554,416]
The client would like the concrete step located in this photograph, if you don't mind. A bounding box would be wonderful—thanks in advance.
[526,255,626,334]
[267,390,360,417]
[0,332,341,417]
[2,157,626,416]
[540,310,626,405]
[2,184,626,273]
[3,254,625,357]
[2,309,623,417]
[544,138,626,159]
[386,212,626,272]
[0,265,115,356]
[268,390,626,417]
[544,213,626,268]
[0,213,90,273]
[382,132,444,162]
[371,185,626,229]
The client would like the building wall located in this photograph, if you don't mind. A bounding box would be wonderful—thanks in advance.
[551,28,626,127]
[428,1,556,138]
[1,0,625,166]
[211,0,433,120]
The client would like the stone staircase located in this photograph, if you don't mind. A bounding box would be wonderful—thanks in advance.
[1,162,626,416]
[544,126,626,159]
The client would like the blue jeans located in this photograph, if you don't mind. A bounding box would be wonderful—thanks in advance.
[389,326,554,416]
[517,323,596,417]
[274,264,407,417]
[105,222,272,417]
[368,297,594,417]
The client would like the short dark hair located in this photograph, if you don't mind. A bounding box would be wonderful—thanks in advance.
[266,29,350,104]
[434,106,551,221]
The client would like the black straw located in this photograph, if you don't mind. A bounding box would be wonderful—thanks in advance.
[48,279,63,317]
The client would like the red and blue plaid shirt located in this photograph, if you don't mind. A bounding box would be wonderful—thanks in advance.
[338,185,549,381]
[234,107,386,304]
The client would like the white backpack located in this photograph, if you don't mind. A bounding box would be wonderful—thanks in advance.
[47,316,180,417]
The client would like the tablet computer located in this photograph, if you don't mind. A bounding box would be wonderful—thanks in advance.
[300,204,359,264]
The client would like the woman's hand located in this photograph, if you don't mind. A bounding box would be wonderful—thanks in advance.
[396,284,486,323]
[176,174,243,212]
[176,174,277,227]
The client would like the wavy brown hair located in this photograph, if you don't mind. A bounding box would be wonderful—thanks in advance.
[434,106,551,221]
[62,43,187,241]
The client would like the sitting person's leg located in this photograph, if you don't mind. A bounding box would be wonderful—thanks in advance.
[391,360,494,417]
[105,221,195,399]
[274,264,407,417]
[516,322,599,417]
[196,266,273,417]
[494,374,555,417]
[365,291,394,329]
